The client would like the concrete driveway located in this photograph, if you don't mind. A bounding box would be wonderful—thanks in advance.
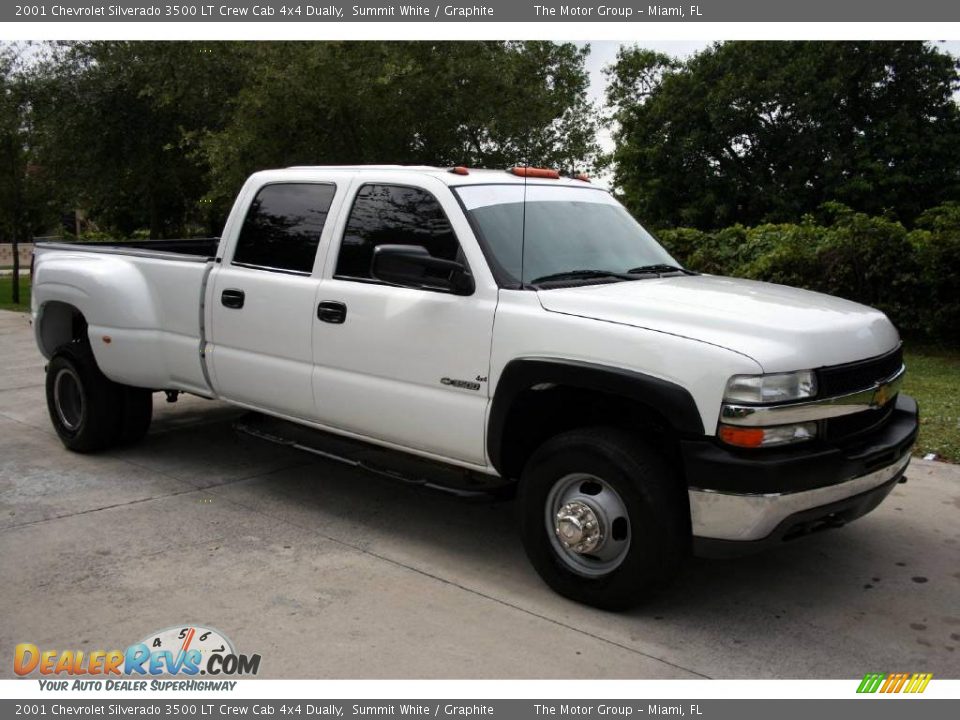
[1,309,958,679]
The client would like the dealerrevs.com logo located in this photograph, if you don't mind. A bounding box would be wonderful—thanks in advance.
[15,625,261,684]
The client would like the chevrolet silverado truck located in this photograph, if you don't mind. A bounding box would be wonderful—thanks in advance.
[31,165,918,609]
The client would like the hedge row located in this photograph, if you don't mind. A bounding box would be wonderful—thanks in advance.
[656,203,960,344]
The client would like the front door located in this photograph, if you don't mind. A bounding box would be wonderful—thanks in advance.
[311,176,497,466]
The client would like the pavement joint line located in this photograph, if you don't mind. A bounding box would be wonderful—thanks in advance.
[203,467,713,680]
[0,485,215,532]
[0,383,45,393]
[0,409,58,434]
[0,457,312,532]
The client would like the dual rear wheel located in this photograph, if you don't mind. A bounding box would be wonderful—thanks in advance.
[46,342,153,453]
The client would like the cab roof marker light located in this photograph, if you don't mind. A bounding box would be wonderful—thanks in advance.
[508,167,561,179]
[449,166,470,175]
[574,173,591,183]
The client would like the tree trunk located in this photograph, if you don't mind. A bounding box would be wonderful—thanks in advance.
[11,232,20,306]
[149,193,162,239]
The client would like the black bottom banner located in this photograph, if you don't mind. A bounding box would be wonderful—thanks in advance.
[2,700,956,720]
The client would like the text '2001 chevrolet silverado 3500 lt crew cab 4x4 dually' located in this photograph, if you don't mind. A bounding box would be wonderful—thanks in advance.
[31,165,919,609]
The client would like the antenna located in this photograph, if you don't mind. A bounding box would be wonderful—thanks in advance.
[519,163,528,289]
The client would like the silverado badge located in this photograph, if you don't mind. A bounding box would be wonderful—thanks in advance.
[441,377,481,391]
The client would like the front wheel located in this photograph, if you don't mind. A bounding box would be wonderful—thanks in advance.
[519,427,689,610]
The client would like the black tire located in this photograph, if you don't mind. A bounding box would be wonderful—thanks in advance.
[118,386,153,446]
[46,343,125,453]
[519,426,689,610]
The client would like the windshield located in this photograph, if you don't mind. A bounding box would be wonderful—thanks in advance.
[455,184,679,287]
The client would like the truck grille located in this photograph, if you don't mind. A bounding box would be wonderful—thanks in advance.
[816,346,903,397]
[824,403,895,442]
[817,346,903,443]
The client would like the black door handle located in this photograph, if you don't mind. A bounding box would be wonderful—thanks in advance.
[317,300,347,324]
[221,289,245,309]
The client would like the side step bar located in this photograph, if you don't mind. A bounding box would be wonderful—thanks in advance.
[234,413,514,500]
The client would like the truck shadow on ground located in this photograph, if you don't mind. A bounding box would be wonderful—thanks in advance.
[102,410,960,677]
[229,442,956,678]
[129,410,936,623]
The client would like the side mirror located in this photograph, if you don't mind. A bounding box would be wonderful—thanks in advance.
[370,245,474,296]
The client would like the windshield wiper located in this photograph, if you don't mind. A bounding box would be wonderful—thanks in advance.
[529,269,636,285]
[626,264,694,276]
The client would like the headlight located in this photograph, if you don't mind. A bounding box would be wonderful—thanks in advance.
[724,370,817,404]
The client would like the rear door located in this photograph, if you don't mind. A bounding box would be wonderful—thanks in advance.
[311,174,498,466]
[207,179,342,419]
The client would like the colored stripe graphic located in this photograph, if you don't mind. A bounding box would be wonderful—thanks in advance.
[907,673,934,693]
[857,673,885,693]
[857,672,932,693]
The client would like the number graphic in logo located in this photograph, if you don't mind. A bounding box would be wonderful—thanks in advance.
[141,625,234,664]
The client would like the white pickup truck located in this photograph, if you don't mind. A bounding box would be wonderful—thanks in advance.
[31,165,918,608]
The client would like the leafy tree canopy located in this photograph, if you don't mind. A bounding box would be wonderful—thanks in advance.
[1,44,52,246]
[29,41,247,237]
[606,41,960,229]
[202,41,598,211]
[23,40,597,237]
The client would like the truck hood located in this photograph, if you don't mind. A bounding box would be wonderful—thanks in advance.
[536,275,900,372]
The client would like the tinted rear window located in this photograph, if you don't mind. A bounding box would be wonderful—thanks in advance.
[233,183,337,273]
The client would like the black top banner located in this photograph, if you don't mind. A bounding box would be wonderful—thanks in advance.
[7,0,960,22]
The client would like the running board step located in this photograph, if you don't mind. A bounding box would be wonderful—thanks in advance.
[234,413,513,500]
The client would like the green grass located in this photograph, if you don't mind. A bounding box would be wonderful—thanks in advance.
[0,272,954,461]
[903,347,960,463]
[0,275,30,312]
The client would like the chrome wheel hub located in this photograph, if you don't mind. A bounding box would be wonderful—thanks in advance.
[555,501,602,554]
[545,473,632,577]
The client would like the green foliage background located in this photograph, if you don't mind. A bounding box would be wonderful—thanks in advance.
[606,41,960,229]
[656,203,960,343]
[8,40,599,239]
[2,39,959,346]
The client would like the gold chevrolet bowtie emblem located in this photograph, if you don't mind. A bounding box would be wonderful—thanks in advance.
[873,383,891,407]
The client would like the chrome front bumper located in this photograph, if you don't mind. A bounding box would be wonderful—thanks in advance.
[689,451,911,543]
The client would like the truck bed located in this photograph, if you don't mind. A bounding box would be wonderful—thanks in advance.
[33,237,220,261]
[32,239,219,396]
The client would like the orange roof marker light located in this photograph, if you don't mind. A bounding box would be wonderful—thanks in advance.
[449,166,470,175]
[508,166,561,179]
[574,173,591,183]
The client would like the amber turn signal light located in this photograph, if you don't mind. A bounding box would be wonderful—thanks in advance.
[508,167,561,179]
[718,421,817,448]
[718,425,766,448]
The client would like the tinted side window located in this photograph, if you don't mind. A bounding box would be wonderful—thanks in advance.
[233,183,336,273]
[335,184,460,279]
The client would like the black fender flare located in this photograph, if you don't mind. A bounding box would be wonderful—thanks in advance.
[487,358,705,475]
